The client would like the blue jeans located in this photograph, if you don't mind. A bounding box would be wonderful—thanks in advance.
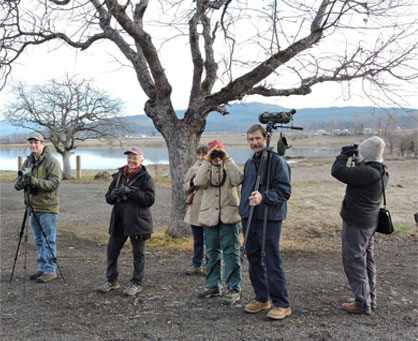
[30,212,57,274]
[243,218,290,308]
[204,223,241,292]
[191,225,205,267]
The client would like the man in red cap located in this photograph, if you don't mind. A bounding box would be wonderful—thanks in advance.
[97,146,155,297]
[194,140,243,305]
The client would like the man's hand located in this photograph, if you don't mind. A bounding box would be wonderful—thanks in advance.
[14,180,25,191]
[249,191,263,206]
[22,174,32,187]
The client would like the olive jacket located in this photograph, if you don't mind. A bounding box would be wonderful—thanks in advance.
[19,146,61,214]
[194,158,243,227]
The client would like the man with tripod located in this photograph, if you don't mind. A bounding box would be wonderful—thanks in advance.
[239,124,292,320]
[14,132,61,283]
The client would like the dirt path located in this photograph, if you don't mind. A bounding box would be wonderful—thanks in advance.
[1,163,417,340]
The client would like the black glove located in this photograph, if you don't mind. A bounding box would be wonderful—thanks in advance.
[118,185,135,197]
[341,144,358,157]
[109,188,120,200]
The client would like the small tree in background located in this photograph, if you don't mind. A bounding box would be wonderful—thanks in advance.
[6,75,127,179]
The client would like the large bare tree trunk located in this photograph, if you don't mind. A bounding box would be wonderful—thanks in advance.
[60,150,73,180]
[146,103,205,237]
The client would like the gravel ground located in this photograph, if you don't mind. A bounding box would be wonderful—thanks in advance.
[1,182,417,340]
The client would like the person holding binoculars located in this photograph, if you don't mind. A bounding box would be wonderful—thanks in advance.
[14,132,62,283]
[332,136,388,315]
[194,140,243,305]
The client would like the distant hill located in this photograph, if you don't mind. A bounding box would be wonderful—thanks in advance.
[1,102,415,138]
[123,103,416,135]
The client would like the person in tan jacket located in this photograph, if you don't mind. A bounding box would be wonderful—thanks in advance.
[183,145,208,275]
[194,140,243,305]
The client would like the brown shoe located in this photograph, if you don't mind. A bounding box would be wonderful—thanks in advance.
[29,271,44,280]
[244,300,272,313]
[267,307,292,320]
[36,273,57,283]
[186,266,203,275]
[342,302,371,315]
[347,298,376,311]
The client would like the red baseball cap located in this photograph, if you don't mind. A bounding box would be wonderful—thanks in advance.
[208,140,224,151]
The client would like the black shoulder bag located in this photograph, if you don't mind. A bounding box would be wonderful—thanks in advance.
[376,174,394,234]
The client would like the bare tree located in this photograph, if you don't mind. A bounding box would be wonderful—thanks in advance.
[6,75,126,179]
[1,1,417,236]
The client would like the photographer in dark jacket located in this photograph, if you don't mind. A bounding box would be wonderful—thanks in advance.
[331,136,388,315]
[97,147,155,296]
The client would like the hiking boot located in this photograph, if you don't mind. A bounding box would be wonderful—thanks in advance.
[186,266,203,276]
[123,283,142,297]
[197,288,221,298]
[222,288,240,305]
[347,298,376,311]
[29,271,44,280]
[97,281,120,293]
[267,307,292,320]
[244,300,272,313]
[342,302,372,315]
[36,273,57,283]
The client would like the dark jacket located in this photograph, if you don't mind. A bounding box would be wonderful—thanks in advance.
[19,146,61,213]
[239,150,291,221]
[331,154,389,228]
[106,166,155,236]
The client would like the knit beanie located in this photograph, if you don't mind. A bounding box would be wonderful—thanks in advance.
[358,136,385,162]
[208,139,225,151]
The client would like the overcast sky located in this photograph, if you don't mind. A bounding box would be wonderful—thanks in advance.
[1,1,417,119]
[0,44,381,118]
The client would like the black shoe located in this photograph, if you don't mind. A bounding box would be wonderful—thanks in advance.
[197,288,221,298]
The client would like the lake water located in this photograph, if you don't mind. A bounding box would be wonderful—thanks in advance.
[0,146,339,171]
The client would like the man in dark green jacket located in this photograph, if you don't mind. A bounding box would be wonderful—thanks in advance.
[332,136,388,315]
[14,132,61,283]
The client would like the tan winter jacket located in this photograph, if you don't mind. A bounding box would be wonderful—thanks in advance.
[183,163,204,226]
[194,158,243,227]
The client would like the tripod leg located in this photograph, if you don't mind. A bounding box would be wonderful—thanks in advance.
[9,207,29,283]
[23,215,29,298]
[30,208,66,283]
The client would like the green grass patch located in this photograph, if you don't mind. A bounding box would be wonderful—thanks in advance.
[394,225,418,235]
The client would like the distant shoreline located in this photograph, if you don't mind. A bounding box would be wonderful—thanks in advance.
[1,133,364,149]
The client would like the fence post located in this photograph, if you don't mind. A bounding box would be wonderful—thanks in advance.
[18,156,23,171]
[76,155,81,180]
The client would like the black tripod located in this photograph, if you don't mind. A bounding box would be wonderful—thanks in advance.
[10,185,65,295]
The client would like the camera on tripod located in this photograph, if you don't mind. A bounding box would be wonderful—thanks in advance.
[258,109,296,125]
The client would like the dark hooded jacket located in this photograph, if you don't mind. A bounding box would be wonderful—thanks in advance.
[106,165,155,236]
[331,154,389,228]
[239,150,291,222]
